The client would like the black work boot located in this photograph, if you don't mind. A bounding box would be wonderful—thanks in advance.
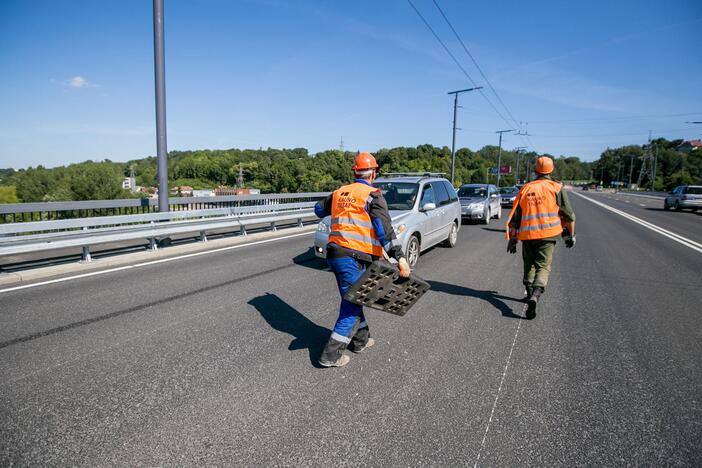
[319,337,350,367]
[525,287,543,320]
[349,326,374,353]
[523,285,534,302]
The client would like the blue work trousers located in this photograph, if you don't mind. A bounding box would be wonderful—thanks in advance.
[326,256,367,343]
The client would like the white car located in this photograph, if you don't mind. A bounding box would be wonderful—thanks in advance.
[314,174,462,267]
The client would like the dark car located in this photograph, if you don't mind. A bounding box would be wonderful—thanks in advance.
[498,186,519,207]
[664,185,702,211]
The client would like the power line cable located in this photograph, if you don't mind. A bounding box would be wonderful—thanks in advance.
[432,0,520,128]
[430,0,537,153]
[406,0,513,131]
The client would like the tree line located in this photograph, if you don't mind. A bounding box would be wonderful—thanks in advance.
[0,139,698,203]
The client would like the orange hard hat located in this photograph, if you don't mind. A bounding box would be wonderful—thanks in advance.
[535,156,554,174]
[352,152,379,171]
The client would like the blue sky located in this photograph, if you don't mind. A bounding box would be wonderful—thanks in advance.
[1,0,700,169]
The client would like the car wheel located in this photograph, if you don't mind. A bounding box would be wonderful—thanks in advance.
[674,201,681,211]
[495,207,502,220]
[443,222,458,248]
[483,207,491,225]
[663,201,670,210]
[406,235,420,268]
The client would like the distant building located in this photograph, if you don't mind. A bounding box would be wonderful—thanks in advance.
[170,185,193,196]
[122,177,137,191]
[192,189,215,197]
[214,186,261,196]
[677,139,702,153]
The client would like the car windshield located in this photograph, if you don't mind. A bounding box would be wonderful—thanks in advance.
[499,187,517,195]
[373,182,419,210]
[687,187,702,194]
[458,186,487,198]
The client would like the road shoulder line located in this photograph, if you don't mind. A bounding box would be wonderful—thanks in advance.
[572,192,702,254]
[0,227,316,294]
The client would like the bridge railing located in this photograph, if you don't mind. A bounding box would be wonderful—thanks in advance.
[0,194,330,265]
[0,192,329,223]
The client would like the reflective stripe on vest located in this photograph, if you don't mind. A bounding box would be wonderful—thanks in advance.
[329,217,374,229]
[513,179,563,240]
[328,182,384,256]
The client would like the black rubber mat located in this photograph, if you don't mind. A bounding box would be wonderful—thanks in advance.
[343,261,430,316]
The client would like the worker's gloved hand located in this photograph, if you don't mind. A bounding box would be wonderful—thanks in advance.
[507,239,518,254]
[398,257,411,278]
[564,234,576,248]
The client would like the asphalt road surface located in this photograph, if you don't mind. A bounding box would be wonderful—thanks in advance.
[1,191,700,466]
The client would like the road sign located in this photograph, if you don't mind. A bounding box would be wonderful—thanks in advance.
[489,165,512,175]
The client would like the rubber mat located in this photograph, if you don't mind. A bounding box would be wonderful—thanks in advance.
[343,261,430,316]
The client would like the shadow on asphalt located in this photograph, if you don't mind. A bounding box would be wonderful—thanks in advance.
[645,207,701,216]
[292,247,329,271]
[481,227,506,233]
[427,280,525,319]
[248,292,330,368]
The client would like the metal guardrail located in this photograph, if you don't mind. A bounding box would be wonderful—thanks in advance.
[0,192,329,223]
[0,201,320,263]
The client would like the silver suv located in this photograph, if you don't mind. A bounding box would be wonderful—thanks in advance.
[314,174,462,267]
[457,184,502,224]
[664,185,702,211]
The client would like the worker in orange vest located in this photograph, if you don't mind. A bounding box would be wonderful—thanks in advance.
[314,152,411,367]
[506,156,576,319]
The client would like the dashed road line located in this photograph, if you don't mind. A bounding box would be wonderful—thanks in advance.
[474,320,522,467]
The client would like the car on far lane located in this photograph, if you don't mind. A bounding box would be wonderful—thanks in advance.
[664,185,702,211]
[457,183,501,224]
[498,186,519,208]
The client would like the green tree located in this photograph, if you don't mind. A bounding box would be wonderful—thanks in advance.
[0,186,19,203]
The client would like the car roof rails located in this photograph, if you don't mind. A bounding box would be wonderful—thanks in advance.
[381,172,447,178]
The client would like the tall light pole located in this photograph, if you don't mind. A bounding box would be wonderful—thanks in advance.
[448,87,482,185]
[495,129,514,187]
[153,0,169,212]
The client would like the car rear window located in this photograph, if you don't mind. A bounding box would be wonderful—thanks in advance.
[458,186,486,197]
[685,187,702,194]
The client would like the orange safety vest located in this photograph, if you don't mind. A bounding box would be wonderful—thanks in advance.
[328,182,384,257]
[507,179,563,240]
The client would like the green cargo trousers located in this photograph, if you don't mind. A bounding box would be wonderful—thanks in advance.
[521,239,556,290]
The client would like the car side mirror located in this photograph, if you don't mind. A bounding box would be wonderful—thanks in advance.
[422,202,436,211]
[490,193,497,198]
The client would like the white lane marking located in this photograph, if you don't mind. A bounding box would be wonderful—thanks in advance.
[573,192,702,254]
[0,231,313,294]
[639,204,646,207]
[474,320,522,468]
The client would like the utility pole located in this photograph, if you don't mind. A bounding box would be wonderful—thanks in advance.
[448,87,482,185]
[652,144,658,191]
[495,129,514,187]
[153,0,169,212]
[513,146,527,184]
[628,154,634,189]
[339,137,345,152]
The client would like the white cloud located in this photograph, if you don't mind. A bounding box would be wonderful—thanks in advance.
[64,76,98,88]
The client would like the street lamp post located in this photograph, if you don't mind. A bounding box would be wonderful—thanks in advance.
[448,87,482,185]
[495,129,514,187]
[153,0,169,212]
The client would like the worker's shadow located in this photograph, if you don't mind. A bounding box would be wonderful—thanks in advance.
[292,247,329,271]
[427,280,524,319]
[248,293,330,368]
